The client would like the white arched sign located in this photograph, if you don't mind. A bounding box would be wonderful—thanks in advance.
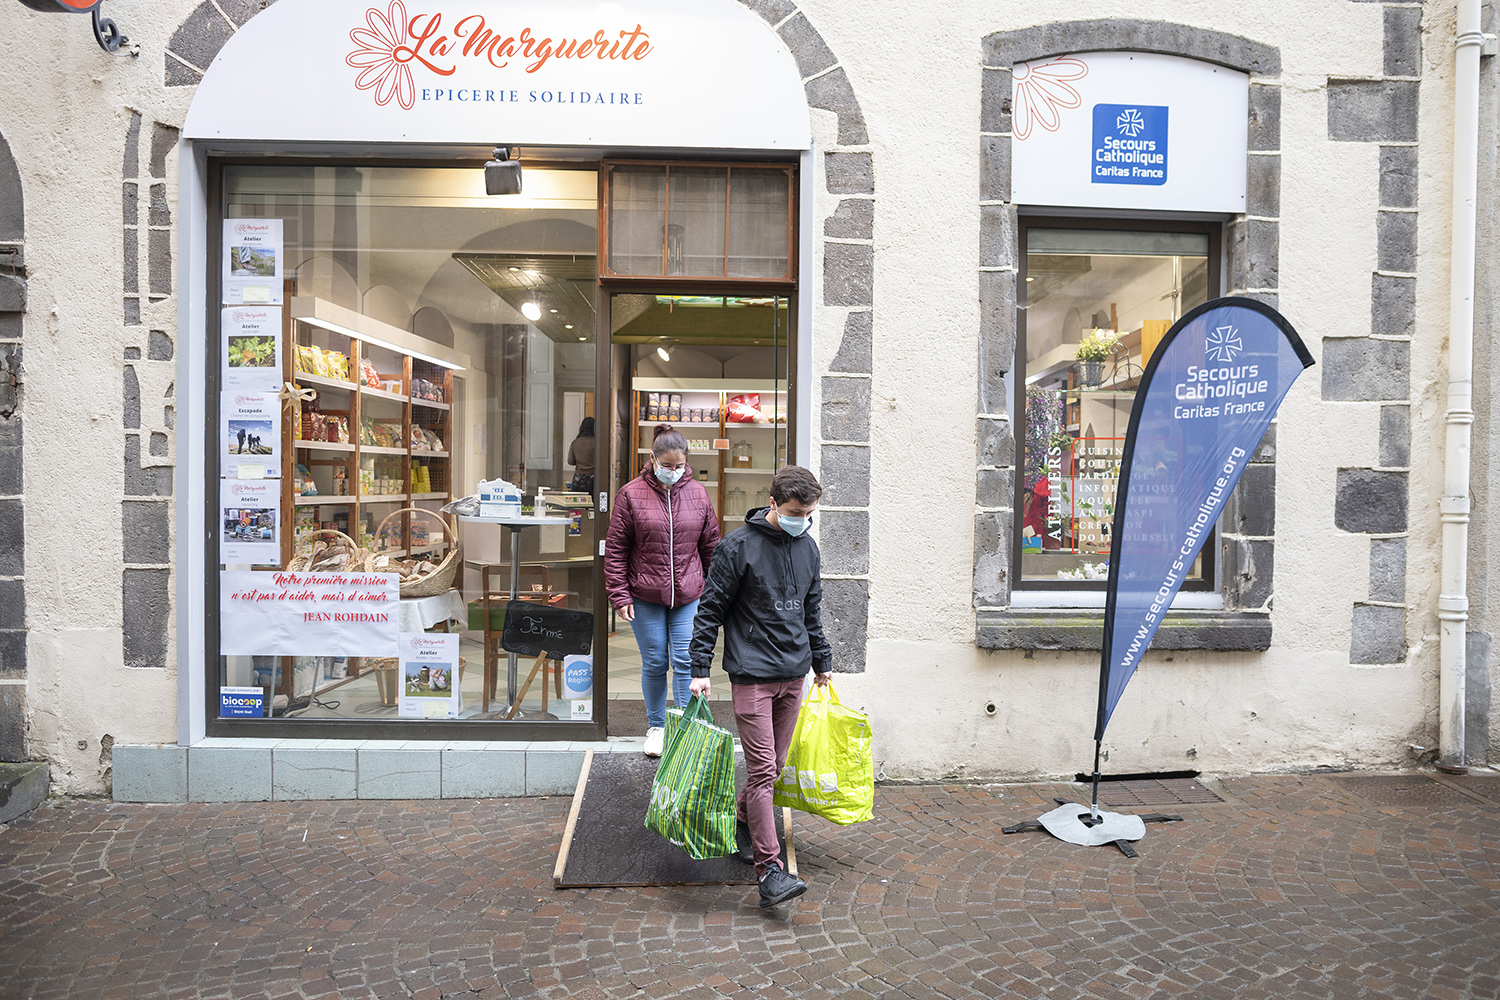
[183,0,812,149]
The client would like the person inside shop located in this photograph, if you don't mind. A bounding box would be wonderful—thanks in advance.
[566,416,595,494]
[603,424,720,757]
[687,465,832,908]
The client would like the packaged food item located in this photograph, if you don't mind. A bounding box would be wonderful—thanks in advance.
[361,359,382,389]
[647,392,661,421]
[727,393,760,423]
[668,393,682,420]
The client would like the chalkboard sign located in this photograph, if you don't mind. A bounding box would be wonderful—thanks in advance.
[501,601,594,659]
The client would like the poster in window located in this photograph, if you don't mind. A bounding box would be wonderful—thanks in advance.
[222,219,284,304]
[220,479,281,565]
[221,390,281,479]
[219,569,399,656]
[222,305,283,392]
[397,632,463,719]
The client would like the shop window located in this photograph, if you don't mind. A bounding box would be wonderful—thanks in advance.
[602,162,794,282]
[1015,219,1220,590]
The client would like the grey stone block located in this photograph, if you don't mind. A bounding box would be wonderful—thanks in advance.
[124,347,140,361]
[821,377,870,441]
[0,631,24,682]
[977,610,1272,651]
[980,204,1017,269]
[1467,631,1490,764]
[1335,469,1408,533]
[0,684,22,759]
[0,499,20,576]
[973,511,1011,608]
[123,501,169,564]
[819,445,870,507]
[1351,604,1406,664]
[149,229,172,295]
[148,183,170,227]
[1246,154,1280,218]
[188,747,271,802]
[0,761,48,823]
[820,577,869,673]
[164,53,203,87]
[978,416,1014,468]
[1327,80,1419,142]
[217,0,270,27]
[122,182,137,226]
[1380,146,1418,208]
[1384,7,1422,78]
[1245,219,1279,288]
[123,568,169,669]
[124,298,140,326]
[979,271,1016,413]
[1369,538,1406,603]
[122,110,141,179]
[982,21,1279,76]
[828,310,872,374]
[1372,273,1415,338]
[1249,84,1281,151]
[0,138,22,241]
[149,432,168,457]
[526,749,585,796]
[980,68,1011,134]
[1222,537,1275,611]
[358,748,442,799]
[272,748,357,800]
[737,0,796,26]
[168,4,234,73]
[123,228,137,293]
[804,69,867,145]
[778,13,836,79]
[823,242,872,307]
[125,435,173,496]
[981,134,1011,201]
[0,413,19,495]
[1379,405,1410,467]
[0,345,16,419]
[818,510,869,575]
[0,274,23,316]
[1321,337,1410,401]
[151,125,179,178]
[0,579,22,630]
[825,152,873,194]
[823,199,872,240]
[0,314,17,341]
[112,745,186,802]
[124,364,140,429]
[976,468,1014,510]
[1224,464,1276,537]
[441,749,525,798]
[1378,211,1417,273]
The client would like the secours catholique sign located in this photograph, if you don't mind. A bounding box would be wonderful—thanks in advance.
[182,0,811,149]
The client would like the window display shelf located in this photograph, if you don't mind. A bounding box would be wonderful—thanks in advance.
[359,493,409,502]
[294,494,356,505]
[296,373,356,392]
[724,468,774,475]
[413,398,451,411]
[410,492,449,501]
[295,440,354,453]
[412,450,449,458]
[359,385,408,404]
[361,445,407,455]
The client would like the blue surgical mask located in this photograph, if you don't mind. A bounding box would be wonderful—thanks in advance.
[654,465,684,485]
[777,514,810,537]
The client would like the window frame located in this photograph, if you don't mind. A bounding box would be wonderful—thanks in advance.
[1012,214,1223,593]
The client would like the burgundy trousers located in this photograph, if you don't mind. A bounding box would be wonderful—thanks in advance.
[731,677,805,874]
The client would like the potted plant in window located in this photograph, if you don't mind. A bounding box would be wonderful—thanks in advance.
[1074,329,1118,387]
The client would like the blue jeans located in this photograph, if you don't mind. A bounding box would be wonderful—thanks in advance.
[631,598,698,730]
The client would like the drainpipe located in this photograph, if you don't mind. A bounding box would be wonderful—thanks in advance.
[1439,0,1483,773]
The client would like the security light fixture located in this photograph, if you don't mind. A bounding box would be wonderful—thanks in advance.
[521,301,542,322]
[656,344,674,362]
[485,146,523,196]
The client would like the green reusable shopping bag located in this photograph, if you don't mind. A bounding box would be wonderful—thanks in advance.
[644,695,739,859]
[772,682,875,825]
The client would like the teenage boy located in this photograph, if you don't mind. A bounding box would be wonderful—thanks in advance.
[688,465,832,908]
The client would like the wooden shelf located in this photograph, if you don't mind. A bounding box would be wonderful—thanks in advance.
[360,445,407,455]
[411,450,449,459]
[293,494,356,506]
[295,373,356,392]
[294,440,354,453]
[413,398,451,411]
[359,385,407,404]
[410,492,450,501]
[358,494,409,503]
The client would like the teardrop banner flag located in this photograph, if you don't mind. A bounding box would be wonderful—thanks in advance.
[1097,297,1314,741]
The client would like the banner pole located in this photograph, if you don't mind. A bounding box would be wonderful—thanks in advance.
[1089,740,1102,821]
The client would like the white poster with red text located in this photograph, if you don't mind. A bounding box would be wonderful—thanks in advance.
[220,570,400,656]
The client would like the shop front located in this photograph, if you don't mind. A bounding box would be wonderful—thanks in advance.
[177,0,819,756]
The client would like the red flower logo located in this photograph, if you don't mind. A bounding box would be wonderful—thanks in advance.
[346,2,417,110]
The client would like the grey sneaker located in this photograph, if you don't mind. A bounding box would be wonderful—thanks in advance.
[758,861,806,908]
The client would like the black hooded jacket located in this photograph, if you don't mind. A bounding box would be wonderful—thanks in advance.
[689,506,833,683]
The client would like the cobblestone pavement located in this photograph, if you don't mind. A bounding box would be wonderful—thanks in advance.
[2,773,1500,999]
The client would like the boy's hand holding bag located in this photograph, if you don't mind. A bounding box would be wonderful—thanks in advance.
[644,694,739,859]
[773,681,875,825]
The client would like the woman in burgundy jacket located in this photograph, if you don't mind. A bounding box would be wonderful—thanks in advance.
[604,425,721,755]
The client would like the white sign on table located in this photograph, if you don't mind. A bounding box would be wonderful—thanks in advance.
[398,632,463,718]
[220,570,400,655]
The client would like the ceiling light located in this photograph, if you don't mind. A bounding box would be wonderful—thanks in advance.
[549,309,558,314]
[656,345,673,362]
[564,324,574,329]
[485,146,522,195]
[1025,276,1035,282]
[521,301,542,322]
[508,266,519,272]
[578,337,586,341]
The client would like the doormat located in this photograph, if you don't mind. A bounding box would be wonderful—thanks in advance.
[554,750,794,888]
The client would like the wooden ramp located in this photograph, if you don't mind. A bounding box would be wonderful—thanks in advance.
[554,750,795,889]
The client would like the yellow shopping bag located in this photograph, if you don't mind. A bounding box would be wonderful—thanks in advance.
[772,681,874,824]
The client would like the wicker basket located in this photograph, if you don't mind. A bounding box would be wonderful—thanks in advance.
[286,528,366,573]
[370,507,461,598]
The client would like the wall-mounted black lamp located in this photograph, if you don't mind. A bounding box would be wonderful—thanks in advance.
[485,147,523,196]
[16,0,135,55]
